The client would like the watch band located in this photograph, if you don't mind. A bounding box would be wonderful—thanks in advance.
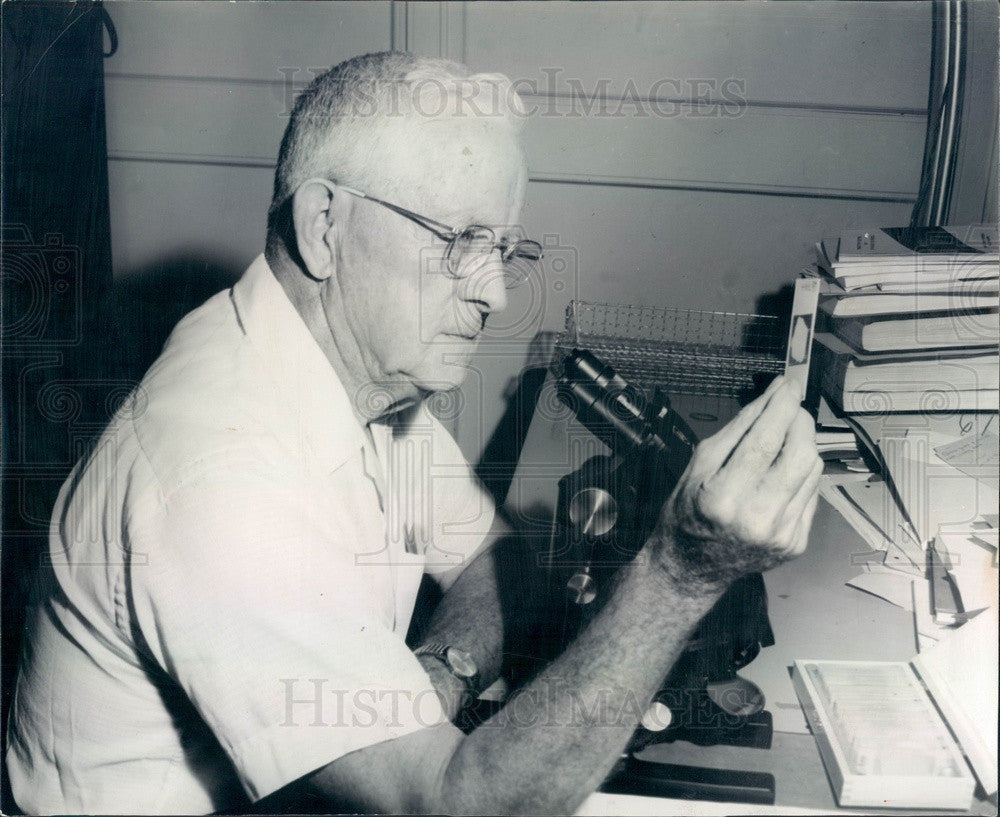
[414,643,449,660]
[414,643,479,693]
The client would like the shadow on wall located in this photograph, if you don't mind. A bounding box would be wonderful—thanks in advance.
[102,253,243,385]
[754,282,795,327]
[5,252,243,563]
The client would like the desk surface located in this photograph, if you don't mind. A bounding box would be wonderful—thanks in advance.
[740,498,916,734]
[503,375,988,815]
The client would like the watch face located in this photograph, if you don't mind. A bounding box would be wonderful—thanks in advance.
[445,647,477,679]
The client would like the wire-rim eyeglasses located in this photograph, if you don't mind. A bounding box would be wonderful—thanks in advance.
[337,184,543,289]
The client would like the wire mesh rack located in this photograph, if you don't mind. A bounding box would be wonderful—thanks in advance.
[551,300,787,398]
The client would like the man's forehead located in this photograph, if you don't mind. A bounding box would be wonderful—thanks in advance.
[378,115,525,223]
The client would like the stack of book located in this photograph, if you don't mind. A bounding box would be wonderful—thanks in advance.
[814,224,999,413]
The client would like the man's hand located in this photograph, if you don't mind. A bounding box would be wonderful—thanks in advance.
[654,375,823,592]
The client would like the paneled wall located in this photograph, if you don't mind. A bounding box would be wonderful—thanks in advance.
[104,1,968,461]
[105,2,393,275]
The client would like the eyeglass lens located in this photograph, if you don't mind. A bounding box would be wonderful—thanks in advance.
[447,228,542,288]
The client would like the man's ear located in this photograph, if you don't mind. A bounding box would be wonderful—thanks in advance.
[292,178,345,281]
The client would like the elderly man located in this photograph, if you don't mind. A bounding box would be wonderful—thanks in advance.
[6,52,821,815]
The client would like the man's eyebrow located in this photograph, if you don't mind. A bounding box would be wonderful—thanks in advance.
[433,204,511,231]
[421,204,469,228]
[448,209,486,227]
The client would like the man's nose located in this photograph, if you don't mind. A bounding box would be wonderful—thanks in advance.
[459,252,509,315]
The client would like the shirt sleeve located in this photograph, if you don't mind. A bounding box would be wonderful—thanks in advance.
[126,441,447,803]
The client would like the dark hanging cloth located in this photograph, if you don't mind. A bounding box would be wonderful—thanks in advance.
[1,3,114,795]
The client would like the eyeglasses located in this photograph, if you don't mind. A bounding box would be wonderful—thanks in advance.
[338,185,543,289]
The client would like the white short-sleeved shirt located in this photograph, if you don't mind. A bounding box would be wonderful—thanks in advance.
[6,255,495,814]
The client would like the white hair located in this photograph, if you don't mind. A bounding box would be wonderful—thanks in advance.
[267,51,525,234]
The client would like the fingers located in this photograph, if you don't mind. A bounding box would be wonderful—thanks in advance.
[773,456,823,554]
[790,490,821,557]
[690,375,789,476]
[714,381,804,486]
[758,409,819,496]
[745,412,820,553]
[692,401,820,557]
[664,375,822,581]
[785,453,824,522]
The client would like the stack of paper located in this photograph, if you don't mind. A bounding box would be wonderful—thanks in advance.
[821,412,998,650]
[933,521,999,620]
[815,428,858,461]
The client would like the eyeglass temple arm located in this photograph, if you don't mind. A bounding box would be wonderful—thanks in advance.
[338,184,542,258]
[337,185,458,243]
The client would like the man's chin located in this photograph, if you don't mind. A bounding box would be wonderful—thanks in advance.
[411,345,478,392]
[413,371,470,395]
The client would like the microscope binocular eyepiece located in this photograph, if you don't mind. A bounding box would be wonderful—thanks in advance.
[556,349,667,456]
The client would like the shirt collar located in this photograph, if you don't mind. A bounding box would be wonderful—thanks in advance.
[230,254,367,473]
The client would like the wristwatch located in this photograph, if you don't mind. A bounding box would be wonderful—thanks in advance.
[414,643,479,694]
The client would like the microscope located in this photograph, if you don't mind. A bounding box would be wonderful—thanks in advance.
[547,348,775,752]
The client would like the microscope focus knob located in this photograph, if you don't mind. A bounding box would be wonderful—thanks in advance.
[706,675,766,717]
[567,487,618,538]
[640,701,673,732]
[566,571,597,605]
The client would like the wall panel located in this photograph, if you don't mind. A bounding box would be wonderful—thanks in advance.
[106,1,391,80]
[521,108,923,199]
[104,1,391,276]
[460,2,931,111]
[107,161,273,277]
[104,1,945,461]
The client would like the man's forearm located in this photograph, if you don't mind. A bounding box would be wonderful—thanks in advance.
[432,543,725,815]
[310,539,724,816]
[416,537,508,718]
